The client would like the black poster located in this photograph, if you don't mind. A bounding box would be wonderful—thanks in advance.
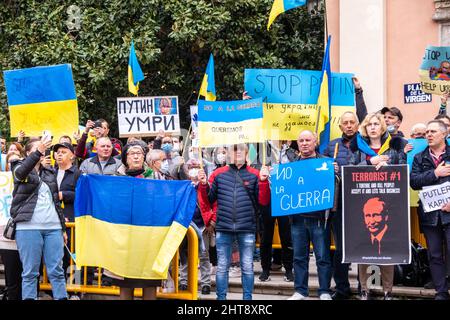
[342,165,411,265]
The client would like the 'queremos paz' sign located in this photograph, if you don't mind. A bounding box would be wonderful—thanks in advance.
[117,96,180,137]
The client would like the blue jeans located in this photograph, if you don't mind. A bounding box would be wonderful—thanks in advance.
[16,229,67,300]
[291,215,332,296]
[215,231,255,300]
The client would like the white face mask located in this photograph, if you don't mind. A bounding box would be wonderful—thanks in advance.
[160,160,170,173]
[189,168,199,178]
[216,153,227,164]
[172,142,180,152]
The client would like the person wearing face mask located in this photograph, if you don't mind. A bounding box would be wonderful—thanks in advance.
[145,149,173,180]
[380,107,408,146]
[178,158,216,295]
[410,123,427,139]
[153,131,184,179]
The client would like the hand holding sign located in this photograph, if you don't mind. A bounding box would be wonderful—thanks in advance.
[434,161,450,178]
[404,143,413,154]
[370,155,389,165]
[441,91,449,105]
[442,202,450,212]
[260,165,269,181]
[198,169,207,185]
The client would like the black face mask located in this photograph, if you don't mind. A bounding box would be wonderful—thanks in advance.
[415,136,425,139]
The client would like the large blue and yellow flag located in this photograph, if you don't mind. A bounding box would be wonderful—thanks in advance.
[128,41,145,96]
[74,175,197,279]
[317,35,332,153]
[199,54,216,101]
[267,0,306,30]
[3,64,79,143]
[356,132,391,157]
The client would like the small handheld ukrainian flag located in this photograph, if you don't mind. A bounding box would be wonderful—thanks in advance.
[199,54,216,101]
[128,40,145,96]
[267,0,306,30]
[317,35,332,153]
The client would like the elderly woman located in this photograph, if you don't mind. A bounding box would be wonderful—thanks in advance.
[108,142,160,300]
[350,112,406,300]
[10,137,67,300]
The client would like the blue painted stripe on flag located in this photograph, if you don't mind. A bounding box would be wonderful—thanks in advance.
[283,0,306,11]
[3,64,77,106]
[198,98,263,123]
[74,175,197,228]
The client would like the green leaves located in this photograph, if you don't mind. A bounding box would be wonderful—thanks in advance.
[0,0,323,139]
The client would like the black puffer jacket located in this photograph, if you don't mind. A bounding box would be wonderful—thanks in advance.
[198,164,270,233]
[10,150,65,230]
[410,144,450,228]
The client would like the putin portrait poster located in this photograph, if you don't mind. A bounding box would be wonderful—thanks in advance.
[342,165,411,265]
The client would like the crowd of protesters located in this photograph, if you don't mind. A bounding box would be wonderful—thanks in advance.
[1,78,450,301]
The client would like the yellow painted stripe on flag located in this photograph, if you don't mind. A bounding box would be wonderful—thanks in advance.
[316,71,330,138]
[199,74,216,101]
[268,0,285,30]
[152,221,188,276]
[198,118,264,147]
[9,99,78,143]
[128,66,139,96]
[75,215,177,279]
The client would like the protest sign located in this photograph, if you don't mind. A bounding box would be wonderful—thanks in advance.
[3,64,79,143]
[244,69,355,141]
[190,105,199,147]
[0,172,13,223]
[419,182,450,213]
[197,98,264,147]
[117,96,180,137]
[404,83,432,104]
[419,46,450,94]
[270,158,335,217]
[342,165,411,265]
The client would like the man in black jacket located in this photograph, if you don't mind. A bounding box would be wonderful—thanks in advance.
[411,120,450,300]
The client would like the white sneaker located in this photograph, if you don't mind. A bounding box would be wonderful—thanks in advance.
[69,295,81,300]
[288,292,306,300]
[319,293,332,300]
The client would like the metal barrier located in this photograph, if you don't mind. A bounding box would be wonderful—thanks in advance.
[40,223,199,300]
[257,210,427,250]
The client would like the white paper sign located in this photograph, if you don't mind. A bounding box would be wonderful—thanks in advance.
[418,181,450,212]
[117,96,180,137]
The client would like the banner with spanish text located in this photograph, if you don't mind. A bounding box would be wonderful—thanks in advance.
[197,98,264,147]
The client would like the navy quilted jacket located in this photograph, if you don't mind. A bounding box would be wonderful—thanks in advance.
[199,164,270,233]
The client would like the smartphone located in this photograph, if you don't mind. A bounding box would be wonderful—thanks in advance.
[94,120,102,128]
[45,149,51,157]
[42,130,52,140]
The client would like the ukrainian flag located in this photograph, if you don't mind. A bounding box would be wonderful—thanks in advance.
[267,0,306,30]
[128,41,145,96]
[356,132,391,157]
[199,54,216,101]
[74,175,197,279]
[3,64,79,143]
[317,35,332,153]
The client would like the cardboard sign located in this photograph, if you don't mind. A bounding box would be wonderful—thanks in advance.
[117,96,180,137]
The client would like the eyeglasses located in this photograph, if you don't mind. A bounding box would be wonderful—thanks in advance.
[128,151,144,157]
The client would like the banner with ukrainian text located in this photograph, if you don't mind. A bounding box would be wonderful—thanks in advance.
[342,165,411,265]
[3,64,79,142]
[74,175,197,279]
[419,46,450,94]
[198,97,264,147]
[270,158,335,217]
[244,69,355,141]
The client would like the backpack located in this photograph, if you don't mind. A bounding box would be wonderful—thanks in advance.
[394,241,430,287]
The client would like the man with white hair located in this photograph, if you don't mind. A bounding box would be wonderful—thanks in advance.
[410,123,427,139]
